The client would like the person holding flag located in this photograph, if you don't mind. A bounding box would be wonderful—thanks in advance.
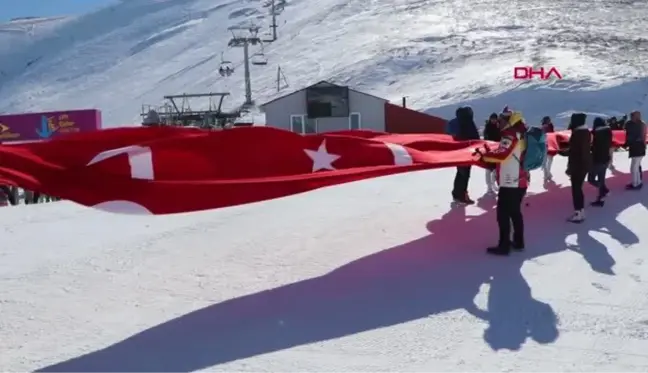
[475,110,528,256]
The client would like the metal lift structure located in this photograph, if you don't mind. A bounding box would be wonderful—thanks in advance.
[140,92,243,129]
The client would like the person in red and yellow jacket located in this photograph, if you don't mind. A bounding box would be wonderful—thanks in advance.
[477,110,528,256]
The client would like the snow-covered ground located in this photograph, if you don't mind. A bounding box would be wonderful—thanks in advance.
[2,0,648,126]
[3,155,648,372]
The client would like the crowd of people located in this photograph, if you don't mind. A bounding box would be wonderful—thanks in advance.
[0,186,59,206]
[446,106,646,256]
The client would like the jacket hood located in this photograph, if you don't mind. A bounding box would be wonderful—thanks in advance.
[457,106,473,122]
[501,111,524,130]
[593,117,606,129]
[569,113,587,129]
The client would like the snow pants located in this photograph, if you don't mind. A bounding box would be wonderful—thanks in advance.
[497,187,526,248]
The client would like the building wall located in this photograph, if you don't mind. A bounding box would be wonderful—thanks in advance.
[384,103,447,134]
[263,90,304,132]
[263,89,386,133]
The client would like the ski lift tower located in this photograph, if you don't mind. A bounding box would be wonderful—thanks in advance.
[262,0,279,42]
[228,25,262,106]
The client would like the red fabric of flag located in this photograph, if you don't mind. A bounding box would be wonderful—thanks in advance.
[0,126,637,214]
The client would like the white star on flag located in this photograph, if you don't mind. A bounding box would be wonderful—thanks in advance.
[304,140,341,172]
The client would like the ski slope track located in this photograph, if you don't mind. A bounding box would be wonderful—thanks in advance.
[2,0,648,125]
[3,156,648,371]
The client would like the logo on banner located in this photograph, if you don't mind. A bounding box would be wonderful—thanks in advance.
[36,114,80,139]
[0,123,20,140]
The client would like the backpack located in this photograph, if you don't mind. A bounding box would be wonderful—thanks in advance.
[520,126,547,171]
[446,118,459,136]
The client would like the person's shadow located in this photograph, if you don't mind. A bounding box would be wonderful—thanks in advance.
[37,173,644,372]
[466,265,559,351]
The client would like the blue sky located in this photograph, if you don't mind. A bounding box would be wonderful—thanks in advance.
[0,0,117,21]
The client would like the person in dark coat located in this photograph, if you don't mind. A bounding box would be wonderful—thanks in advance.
[484,113,502,141]
[624,111,646,189]
[618,114,628,129]
[482,113,501,193]
[0,185,17,206]
[541,115,555,133]
[0,185,10,207]
[566,113,592,223]
[446,107,461,136]
[588,117,612,206]
[451,106,480,203]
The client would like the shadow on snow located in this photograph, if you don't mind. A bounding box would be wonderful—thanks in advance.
[38,172,645,372]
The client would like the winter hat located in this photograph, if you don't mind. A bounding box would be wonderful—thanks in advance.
[501,105,512,116]
[569,113,587,129]
[509,111,524,126]
[456,107,470,120]
[489,112,498,120]
[542,116,551,124]
[593,117,606,129]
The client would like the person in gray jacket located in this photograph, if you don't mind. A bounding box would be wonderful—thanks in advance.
[624,111,646,190]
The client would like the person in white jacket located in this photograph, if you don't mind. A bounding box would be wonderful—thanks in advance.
[541,116,555,181]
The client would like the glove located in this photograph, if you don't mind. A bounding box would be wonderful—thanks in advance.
[473,143,491,156]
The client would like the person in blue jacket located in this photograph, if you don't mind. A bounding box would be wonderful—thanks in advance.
[451,106,480,203]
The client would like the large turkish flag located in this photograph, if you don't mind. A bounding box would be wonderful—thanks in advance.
[0,126,635,214]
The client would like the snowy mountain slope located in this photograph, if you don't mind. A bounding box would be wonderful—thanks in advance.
[430,77,648,127]
[0,16,71,63]
[1,0,648,126]
[3,155,648,371]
